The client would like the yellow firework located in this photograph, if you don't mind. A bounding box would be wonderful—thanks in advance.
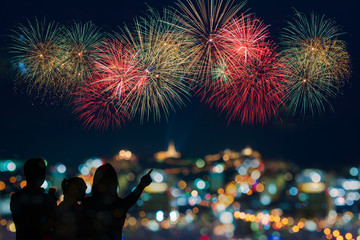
[10,18,65,98]
[118,8,192,122]
[296,38,350,88]
[61,21,103,91]
[280,11,351,116]
[172,0,248,87]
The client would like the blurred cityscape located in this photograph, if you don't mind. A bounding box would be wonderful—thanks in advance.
[0,143,359,240]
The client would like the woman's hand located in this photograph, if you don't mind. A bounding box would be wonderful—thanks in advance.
[140,169,153,187]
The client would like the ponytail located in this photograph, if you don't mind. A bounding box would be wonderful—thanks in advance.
[61,178,68,194]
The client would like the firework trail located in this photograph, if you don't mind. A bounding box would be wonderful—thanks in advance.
[280,11,351,116]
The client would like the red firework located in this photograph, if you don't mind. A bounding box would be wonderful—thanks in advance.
[207,44,289,125]
[94,40,141,101]
[72,79,130,131]
[217,15,270,63]
[199,15,289,124]
[72,40,141,130]
[202,16,289,124]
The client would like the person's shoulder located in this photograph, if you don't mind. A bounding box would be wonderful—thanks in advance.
[11,189,26,200]
[10,189,29,209]
[11,190,21,198]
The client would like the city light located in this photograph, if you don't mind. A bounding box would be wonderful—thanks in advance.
[152,171,164,183]
[0,160,17,172]
[55,163,66,173]
[1,146,360,240]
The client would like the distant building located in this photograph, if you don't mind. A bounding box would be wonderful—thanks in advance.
[154,141,181,162]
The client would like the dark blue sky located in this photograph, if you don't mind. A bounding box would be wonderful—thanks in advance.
[0,0,358,169]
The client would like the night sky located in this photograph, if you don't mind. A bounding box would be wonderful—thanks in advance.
[0,0,358,170]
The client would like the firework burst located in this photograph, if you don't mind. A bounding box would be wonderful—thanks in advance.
[200,14,287,124]
[208,45,289,124]
[92,40,141,102]
[284,58,337,116]
[280,11,351,116]
[72,39,140,130]
[61,21,103,90]
[72,79,130,131]
[217,15,270,63]
[173,0,248,87]
[119,7,192,122]
[10,18,64,98]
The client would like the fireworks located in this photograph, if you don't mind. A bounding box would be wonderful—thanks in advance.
[72,79,130,131]
[284,61,336,116]
[10,18,64,98]
[216,15,270,63]
[208,45,289,124]
[200,15,288,124]
[280,11,351,116]
[120,8,192,122]
[61,21,103,92]
[10,19,103,101]
[71,39,140,130]
[91,40,140,102]
[173,0,248,87]
[73,8,193,129]
[9,5,352,129]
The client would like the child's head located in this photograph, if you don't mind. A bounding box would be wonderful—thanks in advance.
[61,177,87,201]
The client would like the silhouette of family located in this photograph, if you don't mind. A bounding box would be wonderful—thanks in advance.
[10,158,153,240]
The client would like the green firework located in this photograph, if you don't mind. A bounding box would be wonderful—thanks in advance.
[280,11,351,116]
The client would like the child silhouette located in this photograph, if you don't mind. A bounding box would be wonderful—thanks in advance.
[55,177,87,239]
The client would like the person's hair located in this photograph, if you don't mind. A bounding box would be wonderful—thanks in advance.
[61,177,86,195]
[92,163,118,197]
[24,158,46,182]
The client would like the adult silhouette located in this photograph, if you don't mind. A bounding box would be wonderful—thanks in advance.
[55,177,87,240]
[79,163,152,240]
[10,158,57,240]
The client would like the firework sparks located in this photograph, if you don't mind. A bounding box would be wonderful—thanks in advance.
[217,15,270,63]
[199,14,287,124]
[72,39,141,130]
[72,79,130,131]
[10,18,65,98]
[9,7,352,128]
[61,21,103,91]
[280,11,351,116]
[119,7,192,122]
[173,0,248,87]
[208,45,289,124]
[10,19,104,102]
